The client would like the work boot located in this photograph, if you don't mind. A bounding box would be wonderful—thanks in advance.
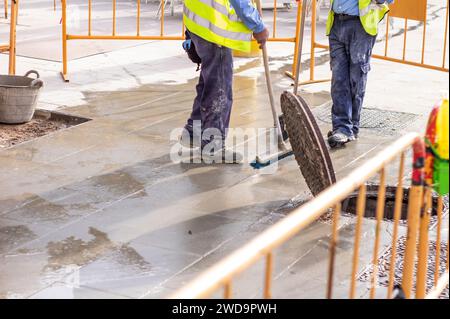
[327,131,355,148]
[348,134,358,141]
[201,147,244,164]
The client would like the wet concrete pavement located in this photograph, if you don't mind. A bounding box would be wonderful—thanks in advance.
[1,1,449,299]
[0,67,439,298]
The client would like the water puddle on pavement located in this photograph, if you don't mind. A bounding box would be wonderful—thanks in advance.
[0,225,37,254]
[46,227,114,271]
[43,227,152,284]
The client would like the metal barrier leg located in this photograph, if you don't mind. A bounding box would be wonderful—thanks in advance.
[370,168,387,299]
[160,0,165,36]
[112,0,116,36]
[434,196,443,285]
[309,0,316,82]
[88,0,92,36]
[60,0,69,82]
[137,0,140,36]
[224,282,232,299]
[387,152,406,298]
[264,252,273,299]
[401,138,426,299]
[8,0,18,75]
[327,203,341,299]
[416,187,432,298]
[286,1,303,80]
[272,0,278,38]
[350,184,367,299]
[401,185,423,298]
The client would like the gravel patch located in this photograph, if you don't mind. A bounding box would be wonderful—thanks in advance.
[0,118,69,148]
[358,236,449,299]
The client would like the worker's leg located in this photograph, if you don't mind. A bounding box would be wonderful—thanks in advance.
[348,20,376,137]
[185,72,204,136]
[329,18,353,138]
[189,32,233,149]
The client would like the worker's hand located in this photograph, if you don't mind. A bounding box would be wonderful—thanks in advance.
[253,28,270,49]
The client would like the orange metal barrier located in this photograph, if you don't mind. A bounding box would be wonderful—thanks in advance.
[171,132,449,299]
[60,0,305,82]
[0,0,18,75]
[299,0,449,85]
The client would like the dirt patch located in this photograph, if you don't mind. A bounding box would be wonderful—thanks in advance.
[0,225,37,254]
[0,119,67,148]
[0,110,90,149]
[46,227,114,271]
[45,227,151,272]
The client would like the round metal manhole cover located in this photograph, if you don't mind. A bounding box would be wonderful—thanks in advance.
[280,91,336,196]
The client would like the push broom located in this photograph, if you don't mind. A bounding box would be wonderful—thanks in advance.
[251,0,308,169]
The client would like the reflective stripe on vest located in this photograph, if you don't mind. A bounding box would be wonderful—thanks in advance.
[184,6,250,41]
[195,0,241,22]
[326,0,389,36]
[183,0,252,52]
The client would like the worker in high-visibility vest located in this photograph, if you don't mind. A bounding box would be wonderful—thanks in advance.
[326,0,393,148]
[180,0,269,163]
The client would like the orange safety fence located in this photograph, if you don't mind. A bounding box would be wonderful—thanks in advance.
[171,132,449,299]
[299,0,449,85]
[0,0,18,75]
[60,0,307,82]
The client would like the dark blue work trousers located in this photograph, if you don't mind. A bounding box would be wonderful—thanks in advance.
[329,16,377,137]
[185,31,233,149]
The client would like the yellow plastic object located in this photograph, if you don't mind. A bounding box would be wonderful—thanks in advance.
[233,40,261,58]
[433,98,449,196]
[435,98,449,160]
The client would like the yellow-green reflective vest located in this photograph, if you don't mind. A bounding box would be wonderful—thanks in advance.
[183,0,253,52]
[326,0,390,36]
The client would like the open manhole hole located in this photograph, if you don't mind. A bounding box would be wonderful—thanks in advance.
[278,185,448,225]
[341,184,449,222]
[0,109,90,149]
